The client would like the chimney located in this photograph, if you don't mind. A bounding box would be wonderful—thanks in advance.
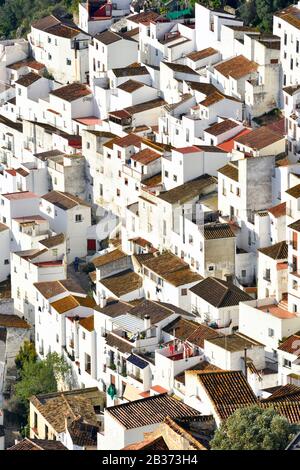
[144,314,151,330]
[298,1,300,10]
[99,293,107,308]
[224,273,234,284]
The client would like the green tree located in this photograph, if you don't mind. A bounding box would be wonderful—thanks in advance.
[15,340,37,370]
[211,405,297,450]
[14,352,71,411]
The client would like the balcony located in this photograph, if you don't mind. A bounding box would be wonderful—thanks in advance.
[127,372,143,384]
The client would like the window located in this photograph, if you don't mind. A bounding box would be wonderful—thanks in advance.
[34,412,38,430]
[283,359,292,369]
[18,88,21,96]
[284,33,287,45]
[82,331,86,340]
[117,150,121,159]
[85,353,91,374]
[293,231,298,250]
[268,328,274,338]
[66,58,71,66]
[4,259,9,265]
[241,270,246,277]
[75,214,82,223]
[52,248,58,256]
[48,53,52,60]
[293,280,298,291]
[181,288,187,296]
[45,425,49,440]
[86,142,90,149]
[297,41,299,54]
[164,170,169,178]
[265,268,271,281]
[56,334,59,343]
[117,188,120,197]
[208,265,214,272]
[173,175,177,182]
[236,188,240,196]
[48,36,51,43]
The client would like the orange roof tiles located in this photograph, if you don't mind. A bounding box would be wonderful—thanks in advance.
[214,55,258,79]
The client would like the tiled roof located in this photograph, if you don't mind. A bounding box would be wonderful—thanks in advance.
[34,278,85,299]
[92,249,127,268]
[113,133,142,148]
[94,298,133,317]
[131,148,160,165]
[278,334,300,356]
[8,58,45,71]
[42,191,90,209]
[8,438,67,450]
[15,72,41,87]
[142,251,202,287]
[204,223,236,239]
[50,295,95,314]
[162,61,199,75]
[106,332,133,354]
[0,314,30,329]
[34,280,67,299]
[50,83,91,102]
[123,436,169,450]
[274,5,300,30]
[196,370,257,421]
[200,91,225,107]
[206,332,263,352]
[163,317,223,348]
[158,174,216,205]
[94,30,123,45]
[268,202,286,218]
[117,79,145,93]
[234,126,283,150]
[128,11,160,24]
[258,241,288,260]
[218,163,239,182]
[187,47,218,62]
[39,233,65,248]
[286,185,300,199]
[100,270,143,297]
[30,388,103,433]
[175,361,221,385]
[79,315,94,332]
[32,15,84,39]
[283,84,300,96]
[67,418,98,447]
[106,393,200,429]
[260,401,300,424]
[262,384,300,402]
[190,276,251,307]
[129,300,184,324]
[204,119,239,136]
[112,65,148,78]
[214,55,258,79]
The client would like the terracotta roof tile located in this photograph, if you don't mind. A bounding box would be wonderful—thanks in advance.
[234,126,283,150]
[187,47,218,62]
[204,223,236,239]
[258,241,288,260]
[106,393,200,429]
[214,55,258,79]
[190,277,251,307]
[15,72,41,87]
[50,83,91,102]
[196,370,257,421]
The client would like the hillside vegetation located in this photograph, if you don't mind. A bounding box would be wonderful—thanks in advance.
[0,0,293,39]
[0,0,79,38]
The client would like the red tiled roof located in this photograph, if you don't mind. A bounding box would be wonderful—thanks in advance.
[217,128,251,152]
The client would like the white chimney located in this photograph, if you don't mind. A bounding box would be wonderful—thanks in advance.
[99,294,107,308]
[144,314,151,330]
